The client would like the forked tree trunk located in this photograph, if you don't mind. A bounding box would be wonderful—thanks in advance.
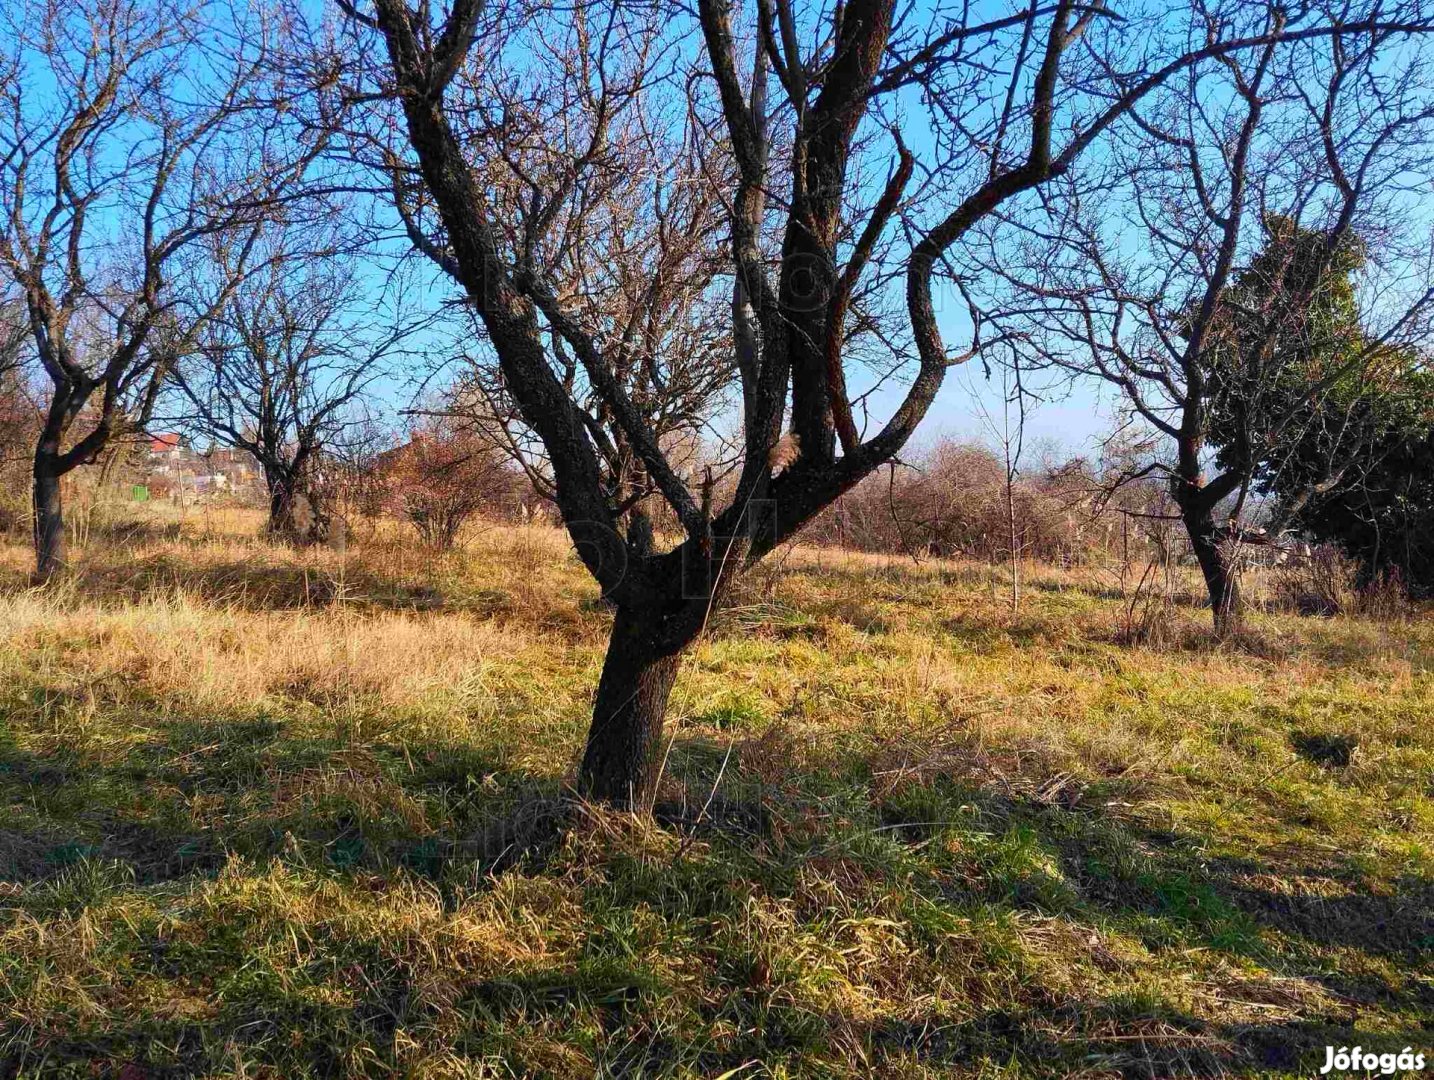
[1187,515,1242,637]
[32,456,65,582]
[578,603,686,808]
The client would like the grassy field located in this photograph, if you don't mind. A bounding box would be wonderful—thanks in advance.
[0,508,1430,1078]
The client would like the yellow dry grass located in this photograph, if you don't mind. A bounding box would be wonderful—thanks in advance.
[0,506,1429,1078]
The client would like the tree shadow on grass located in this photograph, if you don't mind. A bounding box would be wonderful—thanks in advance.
[1205,853,1434,977]
[662,730,1433,1010]
[1022,574,1188,606]
[6,961,1422,1079]
[1,721,1429,1078]
[0,714,553,892]
[65,554,464,612]
[865,1006,1433,1077]
[869,774,1433,1017]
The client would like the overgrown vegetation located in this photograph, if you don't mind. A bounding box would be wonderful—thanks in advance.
[0,509,1428,1077]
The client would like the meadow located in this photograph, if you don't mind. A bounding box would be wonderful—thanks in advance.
[0,508,1430,1078]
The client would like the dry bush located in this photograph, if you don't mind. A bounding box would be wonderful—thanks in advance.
[1267,545,1414,621]
[0,369,38,535]
[796,436,1427,631]
[804,438,1130,567]
[367,424,525,550]
[1270,545,1359,616]
[1351,568,1412,621]
[1116,559,1183,647]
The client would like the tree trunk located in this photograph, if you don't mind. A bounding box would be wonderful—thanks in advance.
[1006,471,1020,611]
[266,472,324,544]
[32,457,65,582]
[1187,515,1242,636]
[577,603,686,809]
[266,472,297,535]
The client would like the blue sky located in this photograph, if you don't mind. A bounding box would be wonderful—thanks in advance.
[850,342,1116,462]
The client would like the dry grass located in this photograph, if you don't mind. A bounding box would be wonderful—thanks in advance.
[0,507,1430,1078]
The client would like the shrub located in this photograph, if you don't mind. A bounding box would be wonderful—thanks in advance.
[369,423,524,549]
[803,438,1141,567]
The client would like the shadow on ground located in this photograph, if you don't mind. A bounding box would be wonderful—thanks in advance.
[0,549,536,617]
[2,712,1429,1078]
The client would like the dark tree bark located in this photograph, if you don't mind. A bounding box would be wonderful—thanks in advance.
[32,452,65,581]
[1185,510,1242,636]
[264,469,306,537]
[263,462,334,545]
[266,474,292,534]
[26,383,120,581]
[578,603,687,808]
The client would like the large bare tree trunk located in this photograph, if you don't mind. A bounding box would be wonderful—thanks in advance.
[266,469,325,544]
[578,604,686,808]
[266,474,296,535]
[32,452,65,582]
[1187,514,1242,636]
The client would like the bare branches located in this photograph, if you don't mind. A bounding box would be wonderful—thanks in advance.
[0,0,331,574]
[827,133,912,454]
[166,221,427,536]
[963,7,1434,630]
[337,0,1434,585]
[331,0,1434,799]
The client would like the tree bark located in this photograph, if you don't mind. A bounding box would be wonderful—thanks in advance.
[266,470,321,543]
[32,454,65,582]
[577,603,686,809]
[266,470,296,535]
[1187,514,1242,636]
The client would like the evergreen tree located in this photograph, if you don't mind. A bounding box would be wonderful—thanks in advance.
[1205,217,1434,594]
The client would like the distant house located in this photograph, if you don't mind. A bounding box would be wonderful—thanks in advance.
[149,433,185,458]
[146,434,191,477]
[137,433,261,503]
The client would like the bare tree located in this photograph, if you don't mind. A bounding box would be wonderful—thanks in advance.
[333,0,1434,804]
[967,359,1036,610]
[0,0,323,578]
[0,295,26,381]
[168,226,427,541]
[971,12,1434,634]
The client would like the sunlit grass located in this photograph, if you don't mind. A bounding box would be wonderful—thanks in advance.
[0,508,1430,1077]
